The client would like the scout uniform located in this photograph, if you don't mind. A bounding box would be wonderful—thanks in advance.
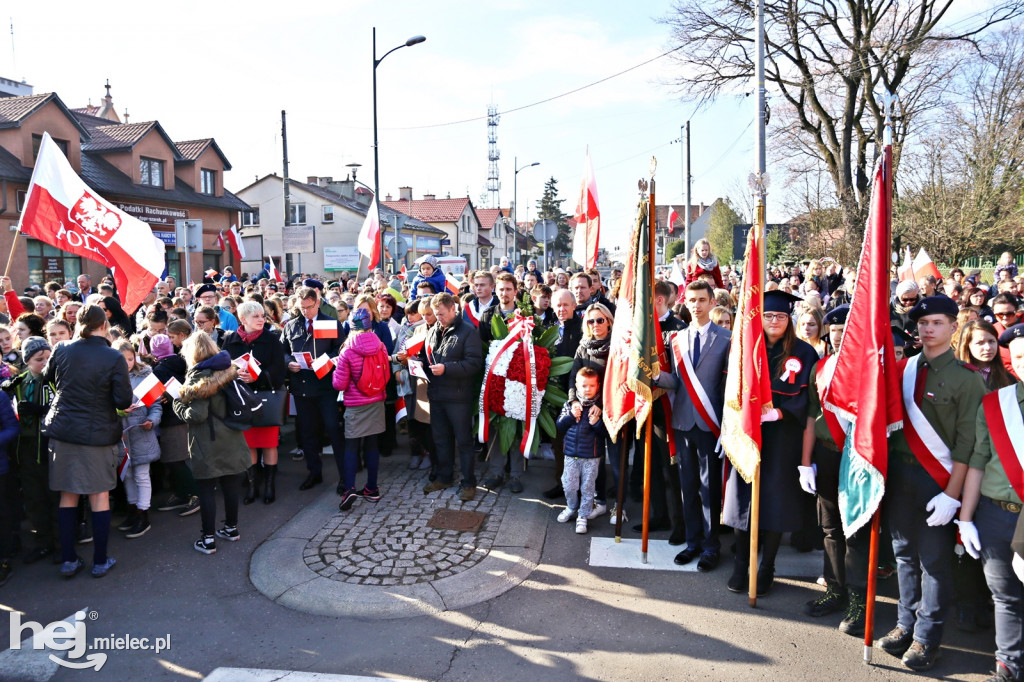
[804,305,871,636]
[879,296,987,671]
[961,323,1024,681]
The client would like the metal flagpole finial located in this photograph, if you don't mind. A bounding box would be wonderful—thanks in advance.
[649,156,658,178]
[876,90,898,146]
[638,178,649,198]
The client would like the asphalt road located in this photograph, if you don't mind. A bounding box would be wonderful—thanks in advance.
[0,438,1000,682]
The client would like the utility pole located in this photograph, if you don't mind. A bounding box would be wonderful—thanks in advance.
[683,121,691,256]
[282,110,291,274]
[755,0,767,234]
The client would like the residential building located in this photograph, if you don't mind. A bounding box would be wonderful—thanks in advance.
[382,190,485,269]
[655,201,717,265]
[476,207,510,266]
[234,175,445,278]
[0,86,249,289]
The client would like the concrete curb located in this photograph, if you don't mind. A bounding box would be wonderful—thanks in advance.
[249,486,548,619]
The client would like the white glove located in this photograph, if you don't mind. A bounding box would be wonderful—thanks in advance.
[798,464,817,495]
[925,492,961,527]
[760,408,782,423]
[954,520,982,559]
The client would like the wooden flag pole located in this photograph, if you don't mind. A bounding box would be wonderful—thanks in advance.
[641,173,657,564]
[748,462,761,607]
[863,499,882,661]
[3,233,19,279]
[614,435,628,542]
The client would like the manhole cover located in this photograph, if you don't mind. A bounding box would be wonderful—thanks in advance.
[427,509,487,532]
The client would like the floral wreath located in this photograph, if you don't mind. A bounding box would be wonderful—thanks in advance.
[478,307,571,456]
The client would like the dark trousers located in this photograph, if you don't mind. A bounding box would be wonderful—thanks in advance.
[293,393,345,478]
[976,499,1024,679]
[430,401,476,488]
[381,402,397,457]
[197,474,242,537]
[888,456,955,647]
[676,427,722,553]
[0,472,15,559]
[409,419,436,463]
[645,415,684,529]
[814,442,869,591]
[16,451,59,552]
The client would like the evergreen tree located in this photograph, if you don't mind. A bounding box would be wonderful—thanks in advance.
[535,177,571,263]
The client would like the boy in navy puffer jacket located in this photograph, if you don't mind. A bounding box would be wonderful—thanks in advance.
[555,367,605,534]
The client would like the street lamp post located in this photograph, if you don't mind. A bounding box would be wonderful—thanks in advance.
[513,157,540,268]
[373,28,425,275]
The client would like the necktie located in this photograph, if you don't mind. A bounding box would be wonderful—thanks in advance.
[914,362,929,406]
[307,320,313,337]
[557,324,564,344]
[692,329,701,367]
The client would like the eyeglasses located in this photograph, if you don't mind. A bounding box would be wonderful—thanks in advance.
[995,311,1018,318]
[763,313,789,322]
[586,318,607,325]
[900,297,919,304]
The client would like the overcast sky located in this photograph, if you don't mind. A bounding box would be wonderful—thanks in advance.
[7,0,993,254]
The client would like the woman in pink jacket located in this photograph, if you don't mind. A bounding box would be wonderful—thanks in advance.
[332,307,391,512]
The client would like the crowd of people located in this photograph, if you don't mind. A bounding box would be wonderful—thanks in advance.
[0,242,1023,679]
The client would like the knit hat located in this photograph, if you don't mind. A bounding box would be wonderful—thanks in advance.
[150,334,175,360]
[351,307,372,331]
[21,336,50,363]
[894,280,920,300]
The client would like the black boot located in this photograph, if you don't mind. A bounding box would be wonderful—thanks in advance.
[243,466,257,505]
[263,464,277,504]
[117,505,138,532]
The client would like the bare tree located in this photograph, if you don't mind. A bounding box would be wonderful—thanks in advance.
[661,0,1024,247]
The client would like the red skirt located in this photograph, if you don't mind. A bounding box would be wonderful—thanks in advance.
[244,426,280,449]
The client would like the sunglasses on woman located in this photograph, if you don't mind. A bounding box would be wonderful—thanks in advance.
[586,318,607,325]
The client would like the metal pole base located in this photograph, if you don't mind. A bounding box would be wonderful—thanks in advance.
[864,646,872,664]
[641,552,648,564]
[614,536,621,543]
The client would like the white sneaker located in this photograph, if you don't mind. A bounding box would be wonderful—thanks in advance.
[575,517,588,534]
[587,502,608,520]
[556,508,576,523]
[608,505,629,524]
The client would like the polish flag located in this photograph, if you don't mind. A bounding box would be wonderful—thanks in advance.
[204,268,219,280]
[268,258,283,283]
[897,246,914,282]
[313,319,338,339]
[118,448,131,481]
[225,224,246,260]
[233,352,262,379]
[404,327,428,357]
[667,206,679,234]
[397,264,407,281]
[357,197,381,269]
[912,248,941,282]
[18,132,164,314]
[572,148,600,269]
[444,272,460,295]
[312,353,334,379]
[164,377,182,400]
[292,352,313,369]
[217,231,226,252]
[395,396,408,423]
[133,372,166,407]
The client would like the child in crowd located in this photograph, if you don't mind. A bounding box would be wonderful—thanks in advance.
[45,319,72,348]
[0,325,21,373]
[113,339,162,539]
[2,337,51,570]
[556,367,606,534]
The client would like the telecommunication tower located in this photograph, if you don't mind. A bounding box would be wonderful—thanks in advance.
[487,105,500,208]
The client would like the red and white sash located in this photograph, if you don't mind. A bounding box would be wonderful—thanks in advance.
[464,296,495,328]
[672,331,721,439]
[982,385,1024,501]
[816,354,848,450]
[901,354,953,488]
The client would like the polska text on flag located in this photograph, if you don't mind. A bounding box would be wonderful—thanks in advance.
[18,133,165,314]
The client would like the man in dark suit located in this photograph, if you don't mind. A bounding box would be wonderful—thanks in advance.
[282,286,346,491]
[656,280,731,571]
[543,289,584,500]
[479,272,521,346]
[571,272,616,319]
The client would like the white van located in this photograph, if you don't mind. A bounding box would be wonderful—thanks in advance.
[435,256,467,276]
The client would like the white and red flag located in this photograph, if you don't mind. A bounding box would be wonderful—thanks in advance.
[164,377,182,400]
[395,396,408,423]
[19,132,164,314]
[133,372,166,407]
[572,148,600,269]
[217,231,226,252]
[397,264,407,281]
[312,353,334,379]
[444,272,460,295]
[268,257,283,283]
[225,224,246,260]
[233,352,262,379]
[667,206,679,234]
[292,352,313,370]
[897,246,914,282]
[313,319,338,339]
[357,197,381,269]
[912,248,941,282]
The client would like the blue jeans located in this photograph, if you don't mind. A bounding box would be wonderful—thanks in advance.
[293,393,345,478]
[976,499,1024,678]
[887,457,955,647]
[676,427,722,553]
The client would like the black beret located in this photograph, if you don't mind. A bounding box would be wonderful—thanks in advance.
[823,305,849,326]
[998,323,1024,348]
[193,283,218,298]
[303,278,323,291]
[908,295,958,321]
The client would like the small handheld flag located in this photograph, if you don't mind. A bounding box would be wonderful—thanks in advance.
[313,319,338,339]
[133,373,165,407]
[312,353,334,379]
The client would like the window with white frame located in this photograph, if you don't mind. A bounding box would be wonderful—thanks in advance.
[322,205,334,223]
[140,158,164,187]
[288,203,306,225]
[201,169,216,195]
[242,208,260,227]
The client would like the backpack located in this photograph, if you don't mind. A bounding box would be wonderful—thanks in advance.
[355,347,391,397]
[216,378,263,431]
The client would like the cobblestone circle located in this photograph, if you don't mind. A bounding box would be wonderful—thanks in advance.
[303,456,513,586]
